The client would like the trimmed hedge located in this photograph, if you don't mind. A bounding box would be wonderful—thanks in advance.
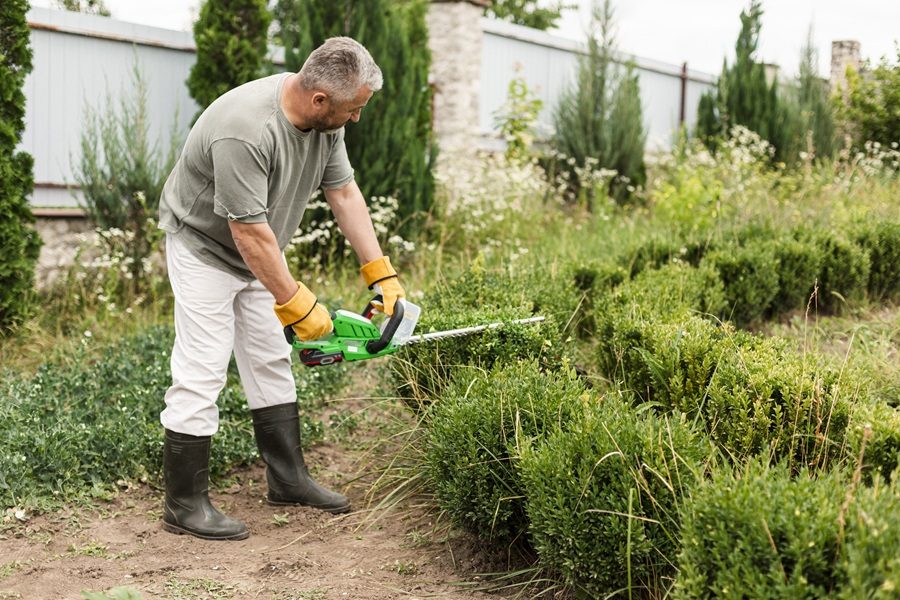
[701,240,781,327]
[521,401,712,596]
[393,261,578,403]
[676,462,900,599]
[425,361,588,543]
[853,220,900,302]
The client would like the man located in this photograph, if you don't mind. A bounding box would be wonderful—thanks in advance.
[157,37,405,541]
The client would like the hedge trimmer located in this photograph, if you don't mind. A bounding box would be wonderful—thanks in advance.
[285,296,544,367]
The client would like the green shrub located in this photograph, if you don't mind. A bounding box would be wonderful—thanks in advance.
[426,361,588,543]
[676,462,846,599]
[0,325,342,509]
[847,400,900,483]
[677,462,900,599]
[521,400,712,596]
[807,231,871,313]
[853,220,900,302]
[769,235,822,315]
[0,0,41,334]
[838,475,900,599]
[393,262,577,403]
[701,240,780,327]
[703,335,852,468]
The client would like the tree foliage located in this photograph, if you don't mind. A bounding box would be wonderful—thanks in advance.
[485,0,574,31]
[0,0,41,334]
[834,47,900,150]
[695,1,797,162]
[54,0,110,16]
[187,0,272,116]
[793,28,836,160]
[272,0,435,227]
[551,0,646,205]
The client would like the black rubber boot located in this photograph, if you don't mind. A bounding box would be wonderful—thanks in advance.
[162,429,249,540]
[252,403,351,514]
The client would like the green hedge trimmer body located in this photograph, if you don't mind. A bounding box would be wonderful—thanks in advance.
[286,297,544,367]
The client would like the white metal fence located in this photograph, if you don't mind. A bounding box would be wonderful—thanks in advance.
[480,18,716,151]
[21,7,716,209]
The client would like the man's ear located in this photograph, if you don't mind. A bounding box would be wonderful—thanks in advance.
[311,92,329,108]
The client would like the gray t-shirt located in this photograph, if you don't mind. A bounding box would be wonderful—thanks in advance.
[159,73,354,280]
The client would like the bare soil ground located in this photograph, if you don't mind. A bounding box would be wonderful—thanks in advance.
[0,367,513,600]
[0,447,503,600]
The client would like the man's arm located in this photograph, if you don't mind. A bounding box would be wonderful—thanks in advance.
[323,180,383,264]
[228,220,297,304]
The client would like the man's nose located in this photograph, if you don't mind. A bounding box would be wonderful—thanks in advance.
[350,110,361,123]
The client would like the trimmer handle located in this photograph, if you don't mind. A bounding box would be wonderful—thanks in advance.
[361,294,405,354]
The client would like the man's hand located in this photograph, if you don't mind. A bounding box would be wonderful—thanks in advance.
[274,282,334,342]
[360,256,406,315]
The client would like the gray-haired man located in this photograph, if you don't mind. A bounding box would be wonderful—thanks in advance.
[157,37,405,540]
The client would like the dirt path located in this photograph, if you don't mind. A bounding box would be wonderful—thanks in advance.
[0,368,506,600]
[0,448,502,600]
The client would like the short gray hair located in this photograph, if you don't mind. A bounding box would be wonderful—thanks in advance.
[298,37,383,102]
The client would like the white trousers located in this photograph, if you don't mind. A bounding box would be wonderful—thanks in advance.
[161,233,296,436]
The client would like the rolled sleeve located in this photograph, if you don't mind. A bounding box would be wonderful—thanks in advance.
[320,128,355,190]
[210,138,269,223]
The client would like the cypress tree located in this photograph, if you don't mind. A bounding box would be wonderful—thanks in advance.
[795,30,835,160]
[0,0,41,334]
[552,0,647,206]
[187,0,272,116]
[272,0,435,227]
[696,1,796,162]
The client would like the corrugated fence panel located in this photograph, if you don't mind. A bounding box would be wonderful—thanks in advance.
[480,18,716,152]
[22,7,199,208]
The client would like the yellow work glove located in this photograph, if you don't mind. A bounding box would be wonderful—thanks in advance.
[273,282,333,342]
[360,256,406,316]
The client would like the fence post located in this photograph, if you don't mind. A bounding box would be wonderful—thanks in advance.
[679,61,687,126]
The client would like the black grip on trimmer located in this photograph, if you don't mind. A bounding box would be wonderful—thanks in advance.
[365,296,405,354]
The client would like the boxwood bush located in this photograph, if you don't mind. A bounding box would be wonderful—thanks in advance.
[769,235,823,315]
[676,461,900,599]
[806,230,871,313]
[676,462,847,598]
[853,220,900,302]
[425,360,588,543]
[392,261,578,404]
[520,400,713,597]
[701,240,781,327]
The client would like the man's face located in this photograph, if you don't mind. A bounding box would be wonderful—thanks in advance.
[311,85,373,134]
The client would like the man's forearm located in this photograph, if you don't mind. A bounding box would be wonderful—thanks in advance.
[228,221,298,304]
[324,181,383,264]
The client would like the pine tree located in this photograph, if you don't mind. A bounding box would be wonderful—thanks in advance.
[272,0,435,227]
[795,30,835,160]
[0,0,42,333]
[552,0,646,206]
[695,1,796,162]
[187,0,272,116]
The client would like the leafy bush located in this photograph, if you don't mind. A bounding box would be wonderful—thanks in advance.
[392,261,578,403]
[833,47,900,150]
[701,240,780,327]
[847,400,900,483]
[769,235,822,314]
[676,462,846,598]
[853,220,900,302]
[426,361,588,543]
[0,0,41,334]
[0,326,343,509]
[677,461,900,599]
[838,475,900,598]
[807,231,871,313]
[520,400,712,596]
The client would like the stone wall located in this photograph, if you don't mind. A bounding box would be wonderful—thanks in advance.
[33,215,94,289]
[427,0,488,160]
[830,40,861,93]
